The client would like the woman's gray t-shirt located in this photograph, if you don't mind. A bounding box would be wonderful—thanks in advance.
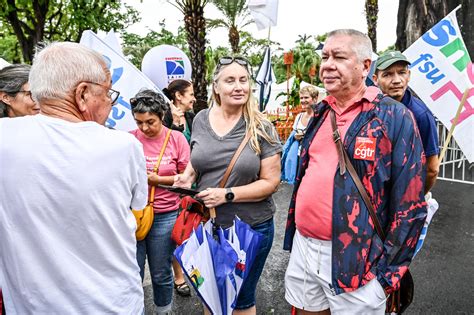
[190,109,282,228]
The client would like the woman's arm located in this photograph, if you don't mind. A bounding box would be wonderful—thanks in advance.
[147,173,175,186]
[173,161,197,188]
[196,154,281,208]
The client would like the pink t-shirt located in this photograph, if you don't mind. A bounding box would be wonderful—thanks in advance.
[295,87,379,240]
[130,127,190,213]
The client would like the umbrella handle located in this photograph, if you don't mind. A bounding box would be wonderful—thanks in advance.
[209,207,216,219]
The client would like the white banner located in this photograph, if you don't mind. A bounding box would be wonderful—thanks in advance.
[247,0,279,31]
[403,7,474,162]
[80,30,162,131]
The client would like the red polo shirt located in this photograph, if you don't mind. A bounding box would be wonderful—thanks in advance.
[295,87,379,240]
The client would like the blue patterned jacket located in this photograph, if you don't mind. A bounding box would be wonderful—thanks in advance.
[283,91,427,295]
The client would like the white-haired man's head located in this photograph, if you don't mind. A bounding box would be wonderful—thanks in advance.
[29,42,108,103]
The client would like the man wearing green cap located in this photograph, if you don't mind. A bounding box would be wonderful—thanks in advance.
[373,51,440,194]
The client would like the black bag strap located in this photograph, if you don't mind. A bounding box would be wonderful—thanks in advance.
[329,110,386,240]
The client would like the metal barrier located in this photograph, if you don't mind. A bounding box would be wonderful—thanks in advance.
[267,109,473,184]
[437,121,473,184]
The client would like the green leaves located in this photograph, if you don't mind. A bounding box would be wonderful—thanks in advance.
[121,22,189,68]
[0,0,140,62]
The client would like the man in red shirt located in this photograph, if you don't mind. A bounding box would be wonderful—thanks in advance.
[284,29,427,314]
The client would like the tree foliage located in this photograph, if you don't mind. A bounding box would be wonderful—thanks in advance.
[273,36,321,85]
[121,21,188,69]
[0,0,139,63]
[207,0,252,54]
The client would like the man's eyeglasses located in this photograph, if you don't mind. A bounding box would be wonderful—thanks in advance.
[84,81,120,105]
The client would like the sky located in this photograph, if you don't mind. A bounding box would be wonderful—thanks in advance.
[123,0,399,52]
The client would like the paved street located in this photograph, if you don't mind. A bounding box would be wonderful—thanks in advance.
[144,180,474,314]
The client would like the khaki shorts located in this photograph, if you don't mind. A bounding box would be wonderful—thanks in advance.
[285,230,387,314]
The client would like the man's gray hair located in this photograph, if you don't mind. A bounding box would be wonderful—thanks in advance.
[29,42,107,102]
[327,29,372,61]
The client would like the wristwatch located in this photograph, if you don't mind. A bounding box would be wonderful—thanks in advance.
[225,188,235,203]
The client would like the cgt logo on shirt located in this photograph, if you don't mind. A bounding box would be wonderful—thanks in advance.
[354,137,376,161]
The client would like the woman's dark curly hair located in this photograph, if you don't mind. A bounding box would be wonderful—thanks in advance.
[130,89,169,120]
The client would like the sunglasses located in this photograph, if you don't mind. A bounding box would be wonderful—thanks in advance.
[129,96,154,109]
[218,56,249,67]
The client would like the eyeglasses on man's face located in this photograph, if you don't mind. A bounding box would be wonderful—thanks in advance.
[83,81,120,105]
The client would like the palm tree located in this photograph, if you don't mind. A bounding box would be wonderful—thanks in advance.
[291,39,321,84]
[365,0,379,51]
[295,34,312,45]
[170,0,210,113]
[395,0,473,53]
[207,0,252,54]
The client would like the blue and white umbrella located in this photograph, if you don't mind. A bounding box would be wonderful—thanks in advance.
[175,217,263,314]
[255,47,275,112]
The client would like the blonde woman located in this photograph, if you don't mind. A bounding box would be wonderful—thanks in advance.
[175,56,281,315]
[281,86,319,184]
[293,85,318,140]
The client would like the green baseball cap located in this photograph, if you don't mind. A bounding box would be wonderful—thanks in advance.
[375,51,411,70]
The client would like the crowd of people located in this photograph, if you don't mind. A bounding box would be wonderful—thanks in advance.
[0,28,438,315]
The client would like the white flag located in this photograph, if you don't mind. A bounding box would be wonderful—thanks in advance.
[403,7,474,162]
[80,30,165,131]
[247,0,279,31]
[0,57,10,70]
[103,30,124,57]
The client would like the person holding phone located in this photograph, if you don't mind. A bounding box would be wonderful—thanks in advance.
[174,56,281,315]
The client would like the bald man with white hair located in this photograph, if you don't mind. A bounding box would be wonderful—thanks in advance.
[0,42,148,314]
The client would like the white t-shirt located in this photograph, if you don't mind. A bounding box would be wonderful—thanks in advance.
[0,115,148,314]
[293,112,307,132]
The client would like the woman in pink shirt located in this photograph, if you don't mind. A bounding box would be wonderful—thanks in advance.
[129,89,190,315]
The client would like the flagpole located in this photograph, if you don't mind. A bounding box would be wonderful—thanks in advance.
[439,87,470,164]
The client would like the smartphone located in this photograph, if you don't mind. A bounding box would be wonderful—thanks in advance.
[157,184,200,196]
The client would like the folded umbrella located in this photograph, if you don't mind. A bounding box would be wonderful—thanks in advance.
[175,217,263,314]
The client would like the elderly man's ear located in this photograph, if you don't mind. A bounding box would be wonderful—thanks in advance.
[74,82,90,113]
